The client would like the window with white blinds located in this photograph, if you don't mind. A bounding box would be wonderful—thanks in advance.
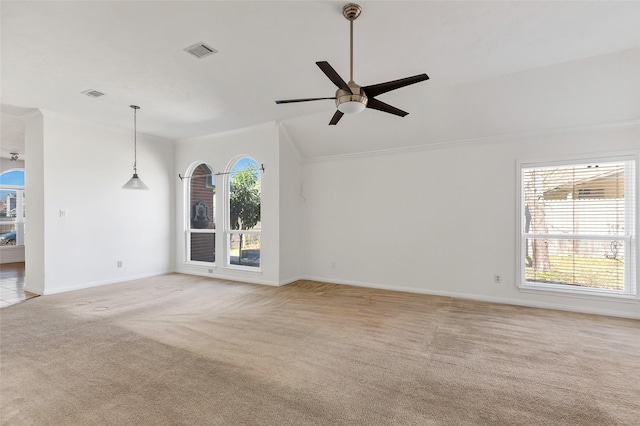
[518,155,637,296]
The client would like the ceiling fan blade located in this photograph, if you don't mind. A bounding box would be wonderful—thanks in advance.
[275,97,335,104]
[329,110,344,125]
[316,61,351,93]
[366,98,408,117]
[363,74,429,98]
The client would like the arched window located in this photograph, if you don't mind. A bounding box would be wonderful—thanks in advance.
[0,169,25,246]
[186,164,216,263]
[227,157,261,268]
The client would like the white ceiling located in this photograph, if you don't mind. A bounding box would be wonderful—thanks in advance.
[2,1,639,160]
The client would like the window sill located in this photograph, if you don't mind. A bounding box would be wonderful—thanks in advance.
[518,283,638,302]
[224,265,262,274]
[184,261,216,268]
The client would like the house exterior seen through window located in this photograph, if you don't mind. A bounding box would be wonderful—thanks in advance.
[187,164,216,264]
[518,155,637,296]
[0,170,25,247]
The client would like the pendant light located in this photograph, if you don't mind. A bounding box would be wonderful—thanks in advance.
[122,105,149,190]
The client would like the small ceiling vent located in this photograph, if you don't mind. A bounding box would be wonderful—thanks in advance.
[184,43,217,59]
[81,89,105,98]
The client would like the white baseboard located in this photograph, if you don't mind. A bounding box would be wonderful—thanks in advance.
[35,270,638,319]
[42,270,174,295]
[173,267,280,287]
[301,275,640,320]
[278,275,304,286]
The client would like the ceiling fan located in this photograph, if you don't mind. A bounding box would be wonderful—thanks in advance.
[275,3,429,125]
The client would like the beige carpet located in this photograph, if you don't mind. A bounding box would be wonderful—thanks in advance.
[1,274,639,425]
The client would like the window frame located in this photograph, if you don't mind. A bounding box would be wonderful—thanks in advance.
[516,151,638,299]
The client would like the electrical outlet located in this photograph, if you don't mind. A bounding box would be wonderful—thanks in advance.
[208,269,214,274]
[494,274,502,283]
[117,261,123,268]
[331,262,336,269]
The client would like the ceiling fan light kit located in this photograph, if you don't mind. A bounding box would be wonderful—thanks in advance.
[275,3,429,125]
[336,85,367,114]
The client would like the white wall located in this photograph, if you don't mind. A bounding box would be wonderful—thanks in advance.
[0,157,26,264]
[23,111,45,293]
[175,122,282,285]
[278,126,303,284]
[25,111,174,295]
[301,123,640,318]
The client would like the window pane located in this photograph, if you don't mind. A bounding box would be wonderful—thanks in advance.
[525,238,624,290]
[229,159,261,231]
[229,233,260,267]
[190,233,215,263]
[190,164,215,230]
[0,189,24,246]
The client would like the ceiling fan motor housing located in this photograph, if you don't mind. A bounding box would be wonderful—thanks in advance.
[336,83,368,114]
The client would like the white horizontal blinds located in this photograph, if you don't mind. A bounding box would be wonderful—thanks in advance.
[522,160,633,291]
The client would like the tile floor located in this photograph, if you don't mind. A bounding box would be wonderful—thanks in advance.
[0,262,38,308]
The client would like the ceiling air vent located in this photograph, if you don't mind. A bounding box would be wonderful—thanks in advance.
[184,43,217,59]
[81,89,105,98]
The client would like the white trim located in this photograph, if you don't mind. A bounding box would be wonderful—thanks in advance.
[519,281,635,298]
[185,260,216,268]
[302,119,640,164]
[37,270,173,295]
[517,284,637,300]
[300,275,640,320]
[228,229,261,235]
[18,109,42,120]
[524,233,629,241]
[176,121,277,144]
[189,229,216,234]
[174,268,277,286]
[224,264,262,273]
[278,275,305,286]
[518,150,639,169]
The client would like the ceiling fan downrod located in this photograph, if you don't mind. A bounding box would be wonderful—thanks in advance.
[343,3,362,83]
[334,3,367,115]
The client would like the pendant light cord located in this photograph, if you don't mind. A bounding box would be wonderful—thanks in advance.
[132,105,139,174]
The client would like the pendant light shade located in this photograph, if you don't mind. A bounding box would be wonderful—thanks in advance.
[122,105,149,190]
[122,173,149,190]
